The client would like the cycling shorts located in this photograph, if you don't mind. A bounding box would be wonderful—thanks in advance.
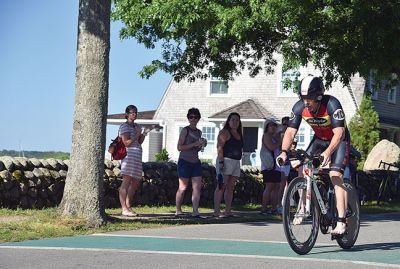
[306,137,350,174]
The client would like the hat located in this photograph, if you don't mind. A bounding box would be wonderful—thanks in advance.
[264,119,278,130]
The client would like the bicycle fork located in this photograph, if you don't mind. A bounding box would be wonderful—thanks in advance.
[296,175,328,219]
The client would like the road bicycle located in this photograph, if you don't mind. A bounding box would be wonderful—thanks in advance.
[279,149,360,255]
[377,160,400,205]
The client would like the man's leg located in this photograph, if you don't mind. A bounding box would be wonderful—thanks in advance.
[330,170,347,234]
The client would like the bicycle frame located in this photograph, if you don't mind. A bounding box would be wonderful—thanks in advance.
[377,160,400,204]
[297,162,328,218]
[283,149,360,255]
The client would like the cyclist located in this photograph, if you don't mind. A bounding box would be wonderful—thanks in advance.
[277,75,350,235]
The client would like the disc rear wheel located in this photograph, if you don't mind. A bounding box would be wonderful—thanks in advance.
[336,180,360,249]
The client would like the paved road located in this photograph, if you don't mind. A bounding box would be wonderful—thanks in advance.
[1,213,399,269]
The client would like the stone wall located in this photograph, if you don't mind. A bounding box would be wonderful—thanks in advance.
[0,156,264,209]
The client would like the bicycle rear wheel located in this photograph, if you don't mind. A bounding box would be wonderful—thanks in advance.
[336,180,360,249]
[283,177,320,255]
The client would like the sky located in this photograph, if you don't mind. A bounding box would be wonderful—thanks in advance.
[0,0,171,153]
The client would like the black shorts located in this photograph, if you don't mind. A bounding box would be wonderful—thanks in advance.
[306,137,350,174]
[262,169,282,183]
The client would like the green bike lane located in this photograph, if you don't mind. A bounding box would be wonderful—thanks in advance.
[1,233,399,267]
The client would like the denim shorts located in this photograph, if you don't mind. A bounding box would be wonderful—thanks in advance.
[177,158,202,179]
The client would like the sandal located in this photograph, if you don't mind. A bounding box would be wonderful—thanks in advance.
[121,211,138,217]
[174,212,185,218]
[331,217,347,235]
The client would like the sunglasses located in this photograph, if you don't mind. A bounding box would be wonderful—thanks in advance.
[188,115,199,120]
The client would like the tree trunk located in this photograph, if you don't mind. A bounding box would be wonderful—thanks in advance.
[59,0,111,227]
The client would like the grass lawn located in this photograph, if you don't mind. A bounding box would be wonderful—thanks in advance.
[0,202,399,243]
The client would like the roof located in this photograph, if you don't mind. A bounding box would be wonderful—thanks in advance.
[107,110,156,120]
[208,99,276,120]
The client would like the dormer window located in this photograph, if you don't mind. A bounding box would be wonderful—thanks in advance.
[210,75,228,95]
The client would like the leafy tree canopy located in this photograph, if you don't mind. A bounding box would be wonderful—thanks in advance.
[112,0,400,86]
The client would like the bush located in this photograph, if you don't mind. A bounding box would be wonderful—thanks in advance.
[155,148,169,162]
[349,95,380,169]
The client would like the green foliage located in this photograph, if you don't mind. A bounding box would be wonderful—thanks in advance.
[199,159,213,164]
[349,95,380,168]
[112,0,400,86]
[0,150,70,160]
[155,148,170,162]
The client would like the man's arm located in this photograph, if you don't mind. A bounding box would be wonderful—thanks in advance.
[281,127,298,152]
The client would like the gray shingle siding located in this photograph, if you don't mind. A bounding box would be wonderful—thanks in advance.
[154,57,363,160]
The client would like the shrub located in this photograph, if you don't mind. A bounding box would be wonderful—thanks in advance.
[155,148,169,162]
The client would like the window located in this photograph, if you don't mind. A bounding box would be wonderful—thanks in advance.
[201,126,216,156]
[279,69,300,97]
[294,125,314,150]
[367,70,378,100]
[296,126,306,149]
[388,86,397,104]
[210,75,228,95]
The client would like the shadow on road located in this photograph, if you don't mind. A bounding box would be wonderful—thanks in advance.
[308,242,400,256]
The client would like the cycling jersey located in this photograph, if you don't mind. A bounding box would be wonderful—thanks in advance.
[288,95,350,173]
[288,95,350,141]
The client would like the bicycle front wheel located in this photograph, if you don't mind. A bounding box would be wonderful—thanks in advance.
[336,180,360,249]
[283,177,320,255]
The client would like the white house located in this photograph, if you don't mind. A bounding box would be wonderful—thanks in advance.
[107,55,400,163]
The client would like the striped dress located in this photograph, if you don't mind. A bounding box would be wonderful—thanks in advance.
[119,122,142,179]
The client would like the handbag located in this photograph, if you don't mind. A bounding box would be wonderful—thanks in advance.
[108,128,127,160]
[260,145,274,170]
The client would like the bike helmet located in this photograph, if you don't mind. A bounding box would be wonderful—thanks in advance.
[298,75,325,101]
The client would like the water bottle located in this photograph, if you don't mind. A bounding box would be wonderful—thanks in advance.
[199,138,206,152]
[217,172,224,189]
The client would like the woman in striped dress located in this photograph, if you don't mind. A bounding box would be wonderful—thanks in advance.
[119,105,151,217]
